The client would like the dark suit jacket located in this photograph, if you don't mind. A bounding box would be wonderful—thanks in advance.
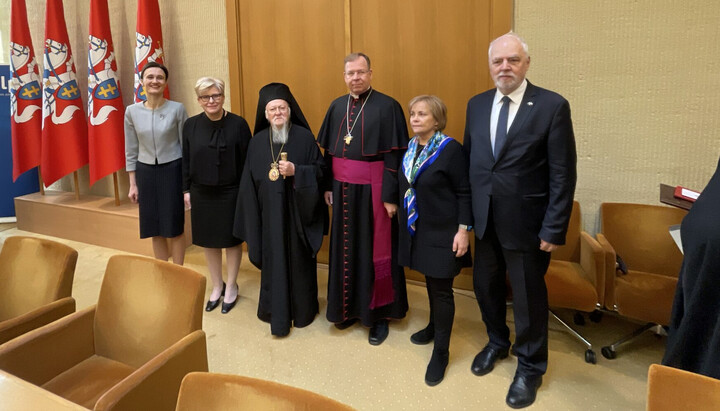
[463,81,577,251]
[397,139,473,278]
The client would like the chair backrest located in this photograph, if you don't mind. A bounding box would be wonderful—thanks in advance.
[647,364,720,411]
[600,203,686,277]
[93,255,205,368]
[175,372,355,411]
[551,200,581,262]
[0,236,77,320]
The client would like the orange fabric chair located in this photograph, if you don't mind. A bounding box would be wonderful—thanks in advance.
[647,364,720,411]
[545,201,605,363]
[0,255,208,411]
[596,203,686,359]
[0,236,77,345]
[175,372,355,411]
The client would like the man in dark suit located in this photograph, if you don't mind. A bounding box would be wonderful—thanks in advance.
[463,33,576,409]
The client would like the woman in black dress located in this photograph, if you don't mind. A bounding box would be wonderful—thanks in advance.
[182,77,252,314]
[398,95,472,386]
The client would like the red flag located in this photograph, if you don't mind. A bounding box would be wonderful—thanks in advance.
[88,0,125,186]
[134,0,169,102]
[9,0,42,182]
[41,0,89,186]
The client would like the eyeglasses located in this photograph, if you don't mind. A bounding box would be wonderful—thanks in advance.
[344,70,370,78]
[266,105,289,114]
[198,93,224,102]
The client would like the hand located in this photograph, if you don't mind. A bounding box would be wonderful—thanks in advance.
[453,229,469,257]
[279,160,295,177]
[128,184,139,203]
[383,202,397,219]
[324,191,333,206]
[539,239,558,252]
[184,192,191,209]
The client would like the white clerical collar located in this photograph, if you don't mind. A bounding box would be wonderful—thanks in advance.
[493,79,528,105]
[350,87,372,100]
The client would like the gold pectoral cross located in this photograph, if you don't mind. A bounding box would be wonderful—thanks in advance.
[344,134,353,145]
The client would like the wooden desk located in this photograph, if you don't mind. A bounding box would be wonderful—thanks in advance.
[0,370,86,410]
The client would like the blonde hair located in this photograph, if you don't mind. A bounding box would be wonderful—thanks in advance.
[408,95,447,132]
[194,77,225,96]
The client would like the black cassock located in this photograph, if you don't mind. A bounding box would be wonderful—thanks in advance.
[317,88,409,326]
[663,157,720,378]
[234,125,327,336]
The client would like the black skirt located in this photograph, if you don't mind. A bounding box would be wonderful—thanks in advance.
[190,183,242,248]
[136,159,185,239]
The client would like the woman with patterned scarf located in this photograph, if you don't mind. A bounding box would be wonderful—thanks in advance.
[397,95,473,386]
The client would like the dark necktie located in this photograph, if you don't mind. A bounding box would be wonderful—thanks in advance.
[494,96,510,160]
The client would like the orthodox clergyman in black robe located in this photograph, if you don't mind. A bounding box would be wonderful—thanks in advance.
[234,83,327,337]
[663,156,720,378]
[317,53,409,345]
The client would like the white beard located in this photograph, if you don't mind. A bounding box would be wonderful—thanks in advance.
[271,123,289,144]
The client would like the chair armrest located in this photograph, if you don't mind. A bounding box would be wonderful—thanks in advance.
[579,232,605,306]
[0,305,96,386]
[648,364,720,411]
[95,330,208,411]
[595,233,619,310]
[0,297,76,345]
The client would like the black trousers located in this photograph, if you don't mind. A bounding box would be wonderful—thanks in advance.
[472,218,551,376]
[425,276,455,352]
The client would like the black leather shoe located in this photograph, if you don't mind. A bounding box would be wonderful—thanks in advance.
[205,282,226,312]
[334,318,358,330]
[221,284,238,314]
[506,374,542,409]
[471,345,509,376]
[369,319,389,345]
[425,349,449,386]
[410,325,434,345]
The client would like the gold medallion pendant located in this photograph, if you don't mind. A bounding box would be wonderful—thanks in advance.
[268,163,280,181]
[344,134,353,145]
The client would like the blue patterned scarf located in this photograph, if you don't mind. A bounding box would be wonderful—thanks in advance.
[402,131,452,236]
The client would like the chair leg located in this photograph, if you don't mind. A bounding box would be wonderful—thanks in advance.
[550,310,597,364]
[601,322,656,360]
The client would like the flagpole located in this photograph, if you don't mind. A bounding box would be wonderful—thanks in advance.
[38,167,45,195]
[112,172,120,206]
[73,171,80,200]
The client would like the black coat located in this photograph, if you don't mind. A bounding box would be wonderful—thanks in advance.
[397,138,472,278]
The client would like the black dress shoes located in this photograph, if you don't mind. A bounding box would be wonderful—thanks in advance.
[506,374,542,409]
[410,324,435,345]
[368,319,389,345]
[471,345,509,376]
[334,318,358,330]
[205,282,226,312]
[221,284,238,314]
[425,349,449,386]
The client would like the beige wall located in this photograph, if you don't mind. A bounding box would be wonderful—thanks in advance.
[14,0,231,196]
[515,0,720,232]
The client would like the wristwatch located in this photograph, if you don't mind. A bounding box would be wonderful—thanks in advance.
[459,224,472,231]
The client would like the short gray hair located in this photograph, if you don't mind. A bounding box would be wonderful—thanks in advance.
[488,32,529,58]
[194,77,225,96]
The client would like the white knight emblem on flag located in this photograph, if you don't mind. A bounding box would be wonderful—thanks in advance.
[43,38,81,126]
[88,35,119,125]
[9,42,42,124]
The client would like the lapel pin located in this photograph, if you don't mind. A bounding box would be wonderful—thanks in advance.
[527,102,534,106]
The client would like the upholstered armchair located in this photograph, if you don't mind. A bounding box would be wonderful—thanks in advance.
[175,372,355,411]
[647,364,720,411]
[596,202,686,359]
[545,201,605,363]
[0,255,208,411]
[0,236,78,345]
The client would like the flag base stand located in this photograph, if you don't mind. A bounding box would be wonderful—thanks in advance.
[13,191,192,257]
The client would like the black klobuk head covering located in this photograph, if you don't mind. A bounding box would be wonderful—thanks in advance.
[254,82,311,135]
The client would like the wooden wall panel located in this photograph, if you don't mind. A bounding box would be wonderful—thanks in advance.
[349,0,506,143]
[237,0,346,134]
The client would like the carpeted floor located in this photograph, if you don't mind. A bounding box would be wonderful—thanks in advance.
[0,227,663,410]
